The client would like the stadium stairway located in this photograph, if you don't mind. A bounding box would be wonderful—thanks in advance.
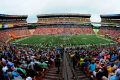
[74,67,90,80]
[66,52,90,80]
[42,67,60,80]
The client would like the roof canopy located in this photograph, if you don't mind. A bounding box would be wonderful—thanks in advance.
[37,14,91,18]
[100,14,120,19]
[0,14,27,19]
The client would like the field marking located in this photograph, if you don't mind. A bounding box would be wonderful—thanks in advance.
[96,35,116,42]
[12,34,117,47]
[13,36,31,43]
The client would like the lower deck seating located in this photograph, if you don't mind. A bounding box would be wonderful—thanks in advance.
[98,27,120,38]
[0,45,63,80]
[0,28,31,43]
[9,29,31,39]
[34,27,94,35]
[0,31,12,43]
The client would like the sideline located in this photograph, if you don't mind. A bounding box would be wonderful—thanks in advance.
[96,35,117,42]
[13,36,31,43]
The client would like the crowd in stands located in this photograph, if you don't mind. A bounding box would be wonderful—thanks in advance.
[0,28,31,43]
[1,25,120,44]
[67,46,120,80]
[0,25,94,43]
[98,27,120,38]
[34,26,94,35]
[0,31,12,43]
[0,44,62,80]
[8,28,31,39]
[0,43,120,80]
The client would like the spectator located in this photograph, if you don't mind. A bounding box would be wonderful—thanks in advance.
[55,54,61,73]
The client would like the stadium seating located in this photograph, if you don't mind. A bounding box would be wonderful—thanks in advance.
[34,25,94,35]
[98,26,120,38]
[0,31,12,43]
[9,29,31,39]
[1,25,120,44]
[0,24,95,43]
[0,28,31,43]
[0,44,63,80]
[67,46,120,80]
[0,14,120,80]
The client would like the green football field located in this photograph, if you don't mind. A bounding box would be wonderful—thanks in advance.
[12,34,116,48]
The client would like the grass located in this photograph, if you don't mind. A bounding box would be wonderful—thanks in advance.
[12,34,116,48]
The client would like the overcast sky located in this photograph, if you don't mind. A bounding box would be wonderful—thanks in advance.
[0,0,120,22]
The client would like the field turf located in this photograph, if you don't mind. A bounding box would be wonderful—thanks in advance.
[12,34,116,47]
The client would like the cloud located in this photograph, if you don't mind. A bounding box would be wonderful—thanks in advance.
[0,0,48,15]
[0,0,120,22]
[0,0,120,15]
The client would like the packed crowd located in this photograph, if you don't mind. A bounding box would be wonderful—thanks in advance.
[0,31,12,43]
[0,28,30,43]
[1,24,120,44]
[67,46,120,80]
[34,26,94,35]
[0,25,94,43]
[98,27,120,38]
[8,29,31,39]
[0,44,62,80]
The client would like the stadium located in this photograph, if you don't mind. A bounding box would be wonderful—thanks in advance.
[0,1,120,80]
[0,13,120,80]
[0,14,118,47]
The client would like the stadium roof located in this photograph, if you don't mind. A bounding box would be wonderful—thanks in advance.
[100,14,120,19]
[0,14,27,19]
[37,14,91,18]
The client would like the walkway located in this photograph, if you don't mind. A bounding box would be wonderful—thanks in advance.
[43,67,60,80]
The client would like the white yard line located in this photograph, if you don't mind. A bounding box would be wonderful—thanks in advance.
[96,35,116,42]
[14,36,31,43]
